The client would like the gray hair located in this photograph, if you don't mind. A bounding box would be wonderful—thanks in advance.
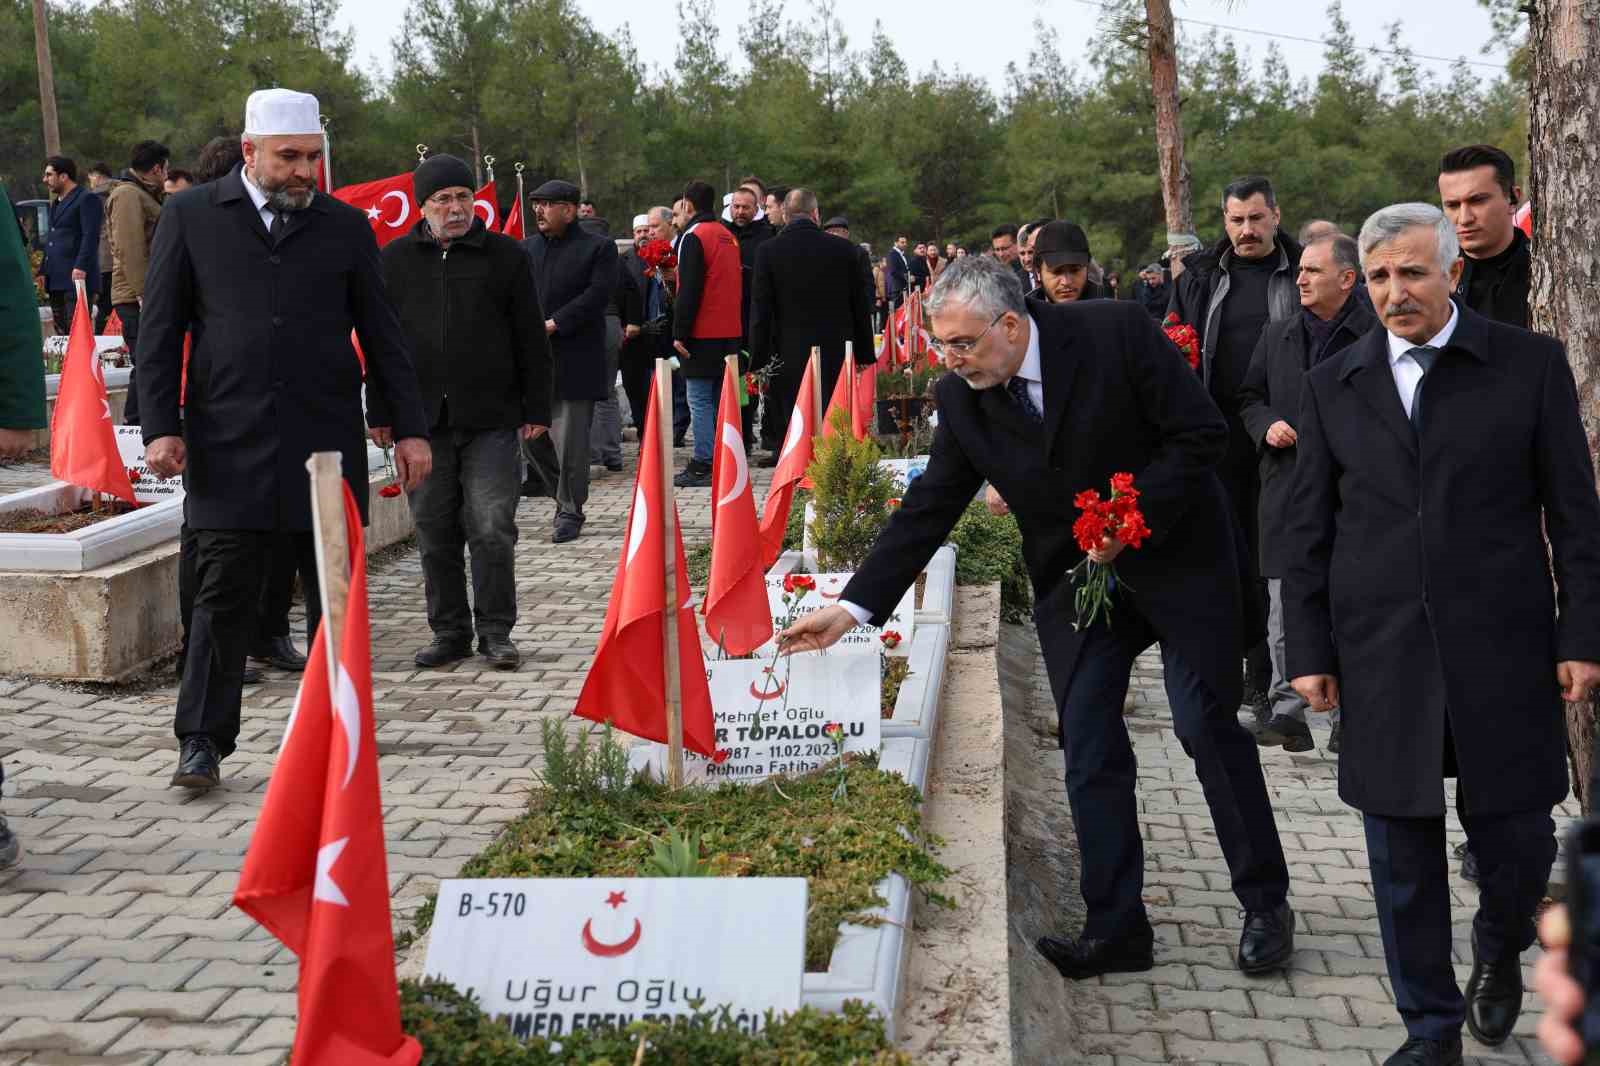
[1358,202,1459,274]
[648,206,672,225]
[1305,232,1361,275]
[926,254,1026,320]
[784,187,818,218]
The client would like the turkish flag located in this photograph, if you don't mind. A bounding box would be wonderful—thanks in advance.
[757,355,818,568]
[573,378,717,757]
[704,361,772,656]
[1515,200,1533,238]
[500,191,525,240]
[473,181,498,231]
[50,284,136,506]
[825,344,876,435]
[234,485,420,1066]
[854,357,877,439]
[334,173,415,248]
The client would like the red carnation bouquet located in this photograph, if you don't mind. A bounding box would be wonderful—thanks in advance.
[1069,472,1151,631]
[637,238,678,278]
[1162,312,1201,372]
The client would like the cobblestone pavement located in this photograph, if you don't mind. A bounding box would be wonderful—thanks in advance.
[0,437,755,1065]
[1029,644,1578,1066]
[0,457,55,496]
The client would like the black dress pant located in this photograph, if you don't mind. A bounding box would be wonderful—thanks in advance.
[114,302,141,425]
[175,529,320,758]
[179,526,308,656]
[1364,804,1556,1040]
[1037,599,1290,940]
[94,272,114,333]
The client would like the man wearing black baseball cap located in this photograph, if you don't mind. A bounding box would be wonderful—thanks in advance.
[1028,220,1104,304]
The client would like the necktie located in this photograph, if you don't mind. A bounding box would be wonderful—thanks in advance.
[269,209,286,246]
[1006,376,1044,425]
[1407,346,1438,432]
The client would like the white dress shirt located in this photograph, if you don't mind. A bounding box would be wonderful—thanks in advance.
[239,167,279,232]
[1386,303,1458,418]
[835,316,1043,628]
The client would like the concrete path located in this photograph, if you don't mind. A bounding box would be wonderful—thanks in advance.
[0,441,751,1065]
[1004,623,1577,1065]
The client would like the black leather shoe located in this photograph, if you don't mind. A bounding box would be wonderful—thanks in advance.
[250,635,307,672]
[1382,1035,1463,1065]
[1465,928,1522,1046]
[1238,902,1294,974]
[1456,841,1479,883]
[479,635,521,671]
[171,736,222,790]
[552,517,584,544]
[242,666,263,685]
[604,458,625,473]
[414,637,473,669]
[1034,929,1154,980]
[1254,713,1314,752]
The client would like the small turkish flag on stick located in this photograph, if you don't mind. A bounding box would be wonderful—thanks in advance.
[234,476,420,1066]
[705,356,773,657]
[573,370,717,768]
[50,281,136,506]
[757,355,819,568]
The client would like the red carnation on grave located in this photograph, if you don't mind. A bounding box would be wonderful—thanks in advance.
[782,573,816,595]
[880,630,903,650]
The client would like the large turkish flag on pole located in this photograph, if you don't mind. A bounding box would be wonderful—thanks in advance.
[50,282,136,505]
[334,173,415,248]
[704,361,772,656]
[234,486,420,1066]
[573,379,717,756]
[757,356,818,568]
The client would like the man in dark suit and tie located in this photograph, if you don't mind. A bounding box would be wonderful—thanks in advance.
[139,88,432,790]
[780,255,1293,980]
[1284,202,1600,1066]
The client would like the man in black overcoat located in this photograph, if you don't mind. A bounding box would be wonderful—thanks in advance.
[781,256,1292,981]
[1283,203,1600,1066]
[139,89,431,790]
[521,178,617,543]
[747,187,876,454]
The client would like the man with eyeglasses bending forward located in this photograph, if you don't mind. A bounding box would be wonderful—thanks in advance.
[779,255,1292,981]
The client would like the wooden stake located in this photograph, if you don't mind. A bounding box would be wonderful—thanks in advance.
[654,359,684,788]
[809,346,824,432]
[307,452,351,694]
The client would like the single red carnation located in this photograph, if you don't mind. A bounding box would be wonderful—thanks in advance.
[379,484,402,498]
[1073,489,1102,511]
[1073,511,1110,553]
[1110,472,1136,496]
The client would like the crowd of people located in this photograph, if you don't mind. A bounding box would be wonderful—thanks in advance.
[2,80,1597,1065]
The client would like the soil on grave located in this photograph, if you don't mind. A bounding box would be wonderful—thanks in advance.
[0,500,137,534]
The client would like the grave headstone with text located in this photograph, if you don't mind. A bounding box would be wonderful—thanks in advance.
[424,878,807,1039]
[762,572,912,658]
[114,426,185,503]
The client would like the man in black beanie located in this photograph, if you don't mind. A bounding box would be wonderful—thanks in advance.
[376,153,552,669]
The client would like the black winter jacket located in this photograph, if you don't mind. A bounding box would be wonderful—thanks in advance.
[379,218,552,431]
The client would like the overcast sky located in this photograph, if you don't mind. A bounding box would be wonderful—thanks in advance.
[333,0,1512,89]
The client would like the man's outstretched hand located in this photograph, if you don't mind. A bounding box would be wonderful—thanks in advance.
[776,605,858,656]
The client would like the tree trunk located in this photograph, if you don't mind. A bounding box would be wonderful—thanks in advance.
[1529,0,1600,811]
[470,123,482,188]
[1144,0,1192,254]
[31,0,60,156]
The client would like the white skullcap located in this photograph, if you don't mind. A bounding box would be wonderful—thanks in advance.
[633,214,649,229]
[244,88,322,136]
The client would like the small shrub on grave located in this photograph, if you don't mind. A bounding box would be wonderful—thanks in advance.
[416,753,950,971]
[948,499,1032,623]
[400,978,915,1064]
[782,488,811,553]
[807,411,898,573]
[536,720,632,801]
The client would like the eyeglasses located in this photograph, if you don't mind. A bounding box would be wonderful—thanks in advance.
[426,191,475,207]
[929,312,1006,358]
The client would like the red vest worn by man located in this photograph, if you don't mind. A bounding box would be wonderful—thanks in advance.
[680,217,742,341]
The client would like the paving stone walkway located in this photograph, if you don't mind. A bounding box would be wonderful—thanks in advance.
[1030,642,1579,1065]
[0,440,751,1065]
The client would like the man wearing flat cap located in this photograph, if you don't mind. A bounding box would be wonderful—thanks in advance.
[138,87,431,790]
[378,154,552,672]
[521,178,617,543]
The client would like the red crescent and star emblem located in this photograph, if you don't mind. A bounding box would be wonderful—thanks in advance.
[581,891,642,957]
